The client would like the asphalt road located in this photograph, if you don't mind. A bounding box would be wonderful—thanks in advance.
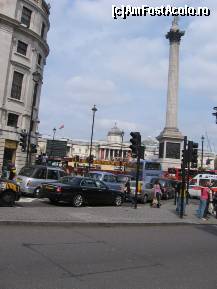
[1,224,217,289]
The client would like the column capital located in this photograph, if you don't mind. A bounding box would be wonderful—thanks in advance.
[166,29,185,44]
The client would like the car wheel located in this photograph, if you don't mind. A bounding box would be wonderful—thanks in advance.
[49,197,59,205]
[142,194,148,204]
[73,194,84,207]
[114,195,122,206]
[164,192,169,200]
[34,187,41,198]
[1,191,15,207]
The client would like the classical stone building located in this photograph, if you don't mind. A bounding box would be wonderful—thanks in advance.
[0,0,50,174]
[37,125,160,166]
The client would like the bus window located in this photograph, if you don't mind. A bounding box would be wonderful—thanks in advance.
[189,179,197,185]
[145,162,161,171]
[199,179,209,187]
[211,180,217,187]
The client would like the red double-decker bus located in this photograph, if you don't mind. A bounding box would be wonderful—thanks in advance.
[166,168,217,181]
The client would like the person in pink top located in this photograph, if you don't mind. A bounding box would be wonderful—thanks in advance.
[197,181,210,220]
[152,180,162,208]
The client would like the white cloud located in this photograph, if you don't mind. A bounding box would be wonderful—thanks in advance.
[39,0,217,149]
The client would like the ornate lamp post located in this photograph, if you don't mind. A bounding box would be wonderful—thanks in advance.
[88,105,97,171]
[50,127,57,158]
[201,135,205,169]
[53,127,57,140]
[26,71,42,166]
[119,130,124,171]
[212,107,217,124]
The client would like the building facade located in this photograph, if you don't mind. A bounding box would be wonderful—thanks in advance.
[0,0,50,174]
[37,125,160,171]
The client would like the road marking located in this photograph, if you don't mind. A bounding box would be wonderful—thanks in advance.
[19,198,36,203]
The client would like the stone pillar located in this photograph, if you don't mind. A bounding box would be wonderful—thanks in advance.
[157,17,185,171]
[165,19,184,129]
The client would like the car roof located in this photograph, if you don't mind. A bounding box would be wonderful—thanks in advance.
[22,165,64,171]
[89,171,115,175]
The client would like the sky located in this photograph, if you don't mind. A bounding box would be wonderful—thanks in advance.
[39,0,217,153]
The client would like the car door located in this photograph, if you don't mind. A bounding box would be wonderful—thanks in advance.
[80,179,99,204]
[143,183,154,201]
[95,180,111,204]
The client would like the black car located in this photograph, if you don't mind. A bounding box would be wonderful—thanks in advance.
[41,177,124,207]
[150,178,175,200]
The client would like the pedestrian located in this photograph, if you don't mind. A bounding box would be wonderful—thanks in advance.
[152,180,162,208]
[175,181,181,210]
[197,181,210,220]
[204,182,214,218]
[176,183,187,216]
[9,164,16,180]
[41,153,48,165]
[213,191,217,219]
[125,179,134,206]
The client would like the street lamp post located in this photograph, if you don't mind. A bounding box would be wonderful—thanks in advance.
[212,107,217,124]
[201,135,205,169]
[119,131,124,171]
[26,71,41,166]
[88,105,97,171]
[50,127,57,158]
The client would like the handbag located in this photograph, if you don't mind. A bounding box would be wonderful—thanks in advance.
[152,197,158,207]
[208,202,214,214]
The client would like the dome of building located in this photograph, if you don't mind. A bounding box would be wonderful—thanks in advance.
[107,124,123,143]
[107,124,122,136]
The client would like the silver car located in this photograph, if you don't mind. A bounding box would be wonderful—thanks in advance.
[130,181,153,204]
[14,165,67,196]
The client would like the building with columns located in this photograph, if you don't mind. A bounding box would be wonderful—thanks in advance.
[0,0,50,174]
[37,125,159,166]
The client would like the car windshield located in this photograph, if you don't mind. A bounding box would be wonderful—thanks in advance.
[88,173,102,180]
[19,167,36,177]
[116,176,128,183]
[68,178,82,185]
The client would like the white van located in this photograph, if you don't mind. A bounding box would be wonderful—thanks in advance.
[189,174,217,198]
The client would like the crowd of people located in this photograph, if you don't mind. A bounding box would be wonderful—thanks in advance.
[124,177,217,220]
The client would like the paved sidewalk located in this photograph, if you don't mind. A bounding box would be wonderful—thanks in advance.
[0,199,217,226]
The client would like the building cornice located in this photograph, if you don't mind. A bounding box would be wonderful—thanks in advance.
[11,60,31,71]
[0,13,49,57]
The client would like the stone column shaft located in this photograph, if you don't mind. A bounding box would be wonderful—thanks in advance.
[165,41,180,128]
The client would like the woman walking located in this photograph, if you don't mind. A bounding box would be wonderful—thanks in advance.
[197,181,210,220]
[153,180,162,208]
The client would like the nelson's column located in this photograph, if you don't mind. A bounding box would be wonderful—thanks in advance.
[157,17,185,171]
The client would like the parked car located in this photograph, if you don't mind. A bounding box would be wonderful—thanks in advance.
[42,177,124,207]
[0,178,21,206]
[14,165,67,196]
[116,174,132,184]
[87,171,124,192]
[150,178,175,199]
[140,183,154,204]
[130,181,153,204]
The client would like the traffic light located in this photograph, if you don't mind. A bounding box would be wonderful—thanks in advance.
[19,130,27,152]
[191,142,198,168]
[30,144,37,153]
[139,145,145,159]
[129,132,141,158]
